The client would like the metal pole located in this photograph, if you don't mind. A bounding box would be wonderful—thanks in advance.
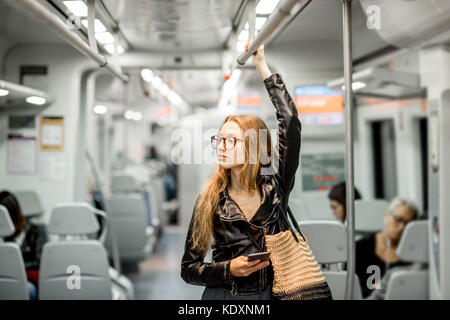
[247,0,256,41]
[342,0,355,300]
[237,0,311,65]
[7,0,129,83]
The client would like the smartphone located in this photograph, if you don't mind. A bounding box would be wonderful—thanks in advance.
[247,252,271,262]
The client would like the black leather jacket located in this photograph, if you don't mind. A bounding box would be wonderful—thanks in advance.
[181,73,302,296]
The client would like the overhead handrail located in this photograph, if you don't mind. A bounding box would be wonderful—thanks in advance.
[0,79,53,106]
[87,0,98,53]
[7,0,129,83]
[237,0,311,65]
[342,0,355,300]
[247,0,256,42]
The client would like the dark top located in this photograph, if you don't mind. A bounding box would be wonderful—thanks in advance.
[355,233,410,298]
[20,222,48,270]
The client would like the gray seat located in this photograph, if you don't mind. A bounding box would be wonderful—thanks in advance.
[14,190,44,218]
[355,199,388,233]
[289,198,309,222]
[385,221,429,300]
[107,174,155,262]
[299,220,363,300]
[0,205,29,300]
[303,193,335,220]
[39,203,112,300]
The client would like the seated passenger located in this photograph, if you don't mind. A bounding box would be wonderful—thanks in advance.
[355,197,418,298]
[328,181,362,223]
[0,191,48,300]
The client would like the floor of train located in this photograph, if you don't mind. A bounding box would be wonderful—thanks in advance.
[124,225,204,300]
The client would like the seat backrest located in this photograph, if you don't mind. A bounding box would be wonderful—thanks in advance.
[111,174,141,193]
[299,220,347,264]
[14,190,44,218]
[303,193,335,220]
[355,199,388,232]
[289,198,309,222]
[0,205,29,300]
[106,195,150,261]
[322,271,363,300]
[396,220,428,264]
[299,220,363,300]
[39,203,112,299]
[385,221,429,300]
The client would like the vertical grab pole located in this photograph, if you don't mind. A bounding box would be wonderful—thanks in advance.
[342,0,355,300]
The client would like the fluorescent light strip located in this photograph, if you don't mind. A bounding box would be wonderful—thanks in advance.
[95,32,114,45]
[256,0,280,15]
[81,19,107,33]
[341,81,367,91]
[93,105,108,115]
[26,96,46,105]
[104,44,124,54]
[141,69,154,82]
[245,17,268,30]
[63,1,88,17]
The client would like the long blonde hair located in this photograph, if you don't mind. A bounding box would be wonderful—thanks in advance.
[191,114,272,254]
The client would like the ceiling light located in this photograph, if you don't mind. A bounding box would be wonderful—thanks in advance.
[133,112,142,121]
[26,96,46,105]
[141,69,154,82]
[81,19,107,33]
[95,32,114,44]
[238,30,249,41]
[0,89,9,96]
[244,17,267,30]
[63,1,88,17]
[124,110,135,120]
[160,83,169,96]
[256,0,280,15]
[236,41,247,53]
[93,105,108,115]
[152,77,162,90]
[104,44,124,54]
[341,81,367,91]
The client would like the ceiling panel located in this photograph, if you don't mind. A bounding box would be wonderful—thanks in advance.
[103,0,243,52]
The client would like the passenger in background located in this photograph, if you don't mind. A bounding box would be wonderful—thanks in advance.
[328,181,362,223]
[0,191,48,300]
[355,197,418,298]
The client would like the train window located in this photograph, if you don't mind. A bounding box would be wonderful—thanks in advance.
[371,120,397,200]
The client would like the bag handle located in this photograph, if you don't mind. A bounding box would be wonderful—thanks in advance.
[273,175,306,243]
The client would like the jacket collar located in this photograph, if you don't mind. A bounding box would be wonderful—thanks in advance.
[218,176,278,224]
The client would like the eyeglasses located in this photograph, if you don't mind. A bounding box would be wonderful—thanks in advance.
[210,135,243,150]
[390,213,411,226]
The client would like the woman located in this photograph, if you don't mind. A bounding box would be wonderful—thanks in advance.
[328,181,362,223]
[0,190,48,300]
[181,42,302,299]
[355,197,418,298]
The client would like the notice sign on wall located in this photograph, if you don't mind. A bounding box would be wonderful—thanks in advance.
[40,116,64,151]
[301,153,345,192]
[7,134,37,175]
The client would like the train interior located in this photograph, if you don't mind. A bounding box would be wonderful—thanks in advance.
[0,0,449,300]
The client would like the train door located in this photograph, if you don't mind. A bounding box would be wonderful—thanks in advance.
[370,119,397,200]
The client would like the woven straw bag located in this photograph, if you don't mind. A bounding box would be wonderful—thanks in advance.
[265,225,332,300]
